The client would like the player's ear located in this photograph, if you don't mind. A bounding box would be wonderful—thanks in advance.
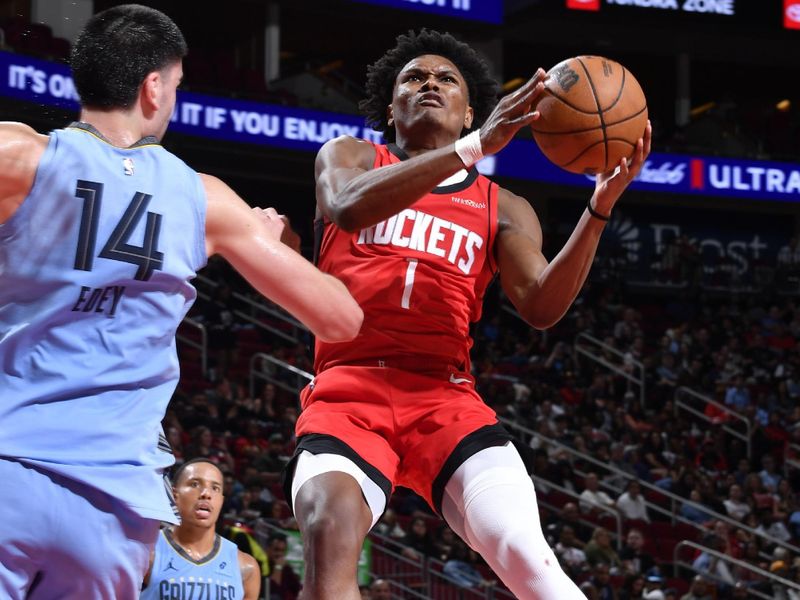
[140,70,162,114]
[464,105,474,130]
[386,104,394,128]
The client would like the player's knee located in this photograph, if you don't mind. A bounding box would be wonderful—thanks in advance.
[303,511,364,558]
[297,489,366,551]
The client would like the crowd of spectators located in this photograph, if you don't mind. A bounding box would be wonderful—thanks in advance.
[166,245,800,598]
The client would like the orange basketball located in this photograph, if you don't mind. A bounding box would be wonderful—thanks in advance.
[531,56,648,175]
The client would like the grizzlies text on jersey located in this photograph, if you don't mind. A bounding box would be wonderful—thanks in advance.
[141,529,244,600]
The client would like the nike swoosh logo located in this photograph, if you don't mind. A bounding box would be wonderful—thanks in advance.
[449,374,471,384]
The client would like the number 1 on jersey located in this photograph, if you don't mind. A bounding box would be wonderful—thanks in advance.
[401,258,418,309]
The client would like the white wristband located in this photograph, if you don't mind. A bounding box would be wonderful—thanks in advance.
[454,129,483,168]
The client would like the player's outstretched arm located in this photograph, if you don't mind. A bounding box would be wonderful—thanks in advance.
[203,174,363,342]
[238,550,261,600]
[0,122,48,224]
[496,123,651,329]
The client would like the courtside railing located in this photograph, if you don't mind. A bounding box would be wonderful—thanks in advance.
[195,274,308,345]
[674,386,752,458]
[500,417,800,559]
[673,540,800,599]
[573,332,646,407]
[248,352,312,398]
[532,475,623,550]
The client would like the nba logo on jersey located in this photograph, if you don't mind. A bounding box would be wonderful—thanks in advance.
[567,0,600,10]
[122,157,135,176]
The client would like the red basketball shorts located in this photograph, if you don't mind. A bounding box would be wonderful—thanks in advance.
[290,363,511,514]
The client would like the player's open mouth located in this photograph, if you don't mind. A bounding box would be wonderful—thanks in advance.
[418,93,443,107]
[195,503,212,517]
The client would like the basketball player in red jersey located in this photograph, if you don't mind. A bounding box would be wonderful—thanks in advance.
[284,30,651,599]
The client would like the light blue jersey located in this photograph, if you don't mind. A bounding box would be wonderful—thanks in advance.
[141,529,244,600]
[0,123,206,522]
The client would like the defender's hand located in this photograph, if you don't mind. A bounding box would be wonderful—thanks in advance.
[254,207,301,252]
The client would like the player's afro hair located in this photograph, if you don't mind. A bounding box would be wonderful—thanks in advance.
[359,29,499,142]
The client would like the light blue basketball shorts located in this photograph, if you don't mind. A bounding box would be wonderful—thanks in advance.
[0,458,160,600]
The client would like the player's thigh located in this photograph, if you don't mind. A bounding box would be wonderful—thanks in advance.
[394,376,511,514]
[294,366,400,494]
[0,459,159,600]
[30,492,158,600]
[291,450,388,530]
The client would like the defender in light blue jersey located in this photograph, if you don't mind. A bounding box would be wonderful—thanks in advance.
[141,460,260,600]
[0,5,362,599]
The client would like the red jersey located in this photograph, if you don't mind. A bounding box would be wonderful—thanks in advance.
[314,142,499,373]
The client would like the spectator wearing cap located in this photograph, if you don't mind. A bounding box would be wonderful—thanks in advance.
[679,575,712,600]
[616,480,650,523]
[643,568,666,600]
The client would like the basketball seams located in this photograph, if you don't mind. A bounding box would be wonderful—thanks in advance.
[604,66,626,112]
[561,137,635,169]
[531,105,647,136]
[575,56,609,172]
[561,139,605,169]
[538,88,601,116]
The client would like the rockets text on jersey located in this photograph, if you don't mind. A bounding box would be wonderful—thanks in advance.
[355,208,484,275]
[313,142,499,372]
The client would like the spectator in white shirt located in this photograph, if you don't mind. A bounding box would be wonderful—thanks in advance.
[617,480,650,523]
[722,484,751,522]
[579,472,616,515]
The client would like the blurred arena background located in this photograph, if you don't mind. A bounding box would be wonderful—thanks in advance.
[2,0,800,598]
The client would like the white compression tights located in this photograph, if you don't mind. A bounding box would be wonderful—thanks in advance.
[441,444,587,600]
